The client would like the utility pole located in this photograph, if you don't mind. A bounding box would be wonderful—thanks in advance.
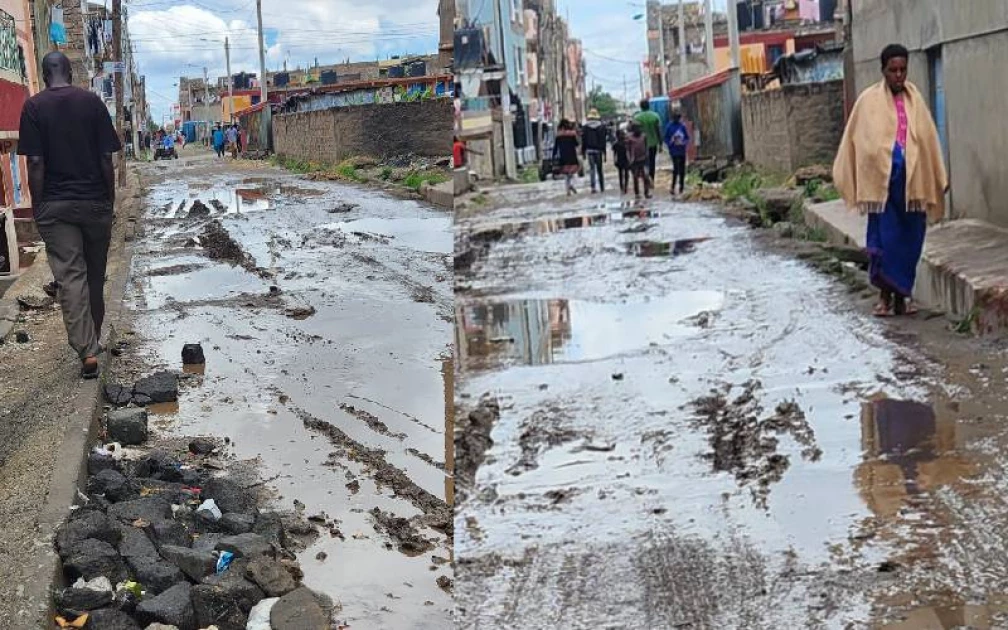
[727,0,741,70]
[704,0,715,72]
[112,0,124,176]
[492,0,516,179]
[256,0,268,104]
[656,3,668,95]
[638,60,645,100]
[678,0,687,88]
[225,37,233,123]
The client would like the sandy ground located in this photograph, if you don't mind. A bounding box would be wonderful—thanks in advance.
[454,176,1008,629]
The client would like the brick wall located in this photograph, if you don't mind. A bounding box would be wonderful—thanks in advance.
[273,99,452,164]
[742,80,845,174]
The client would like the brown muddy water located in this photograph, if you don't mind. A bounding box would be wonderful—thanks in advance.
[453,182,1008,629]
[126,169,453,628]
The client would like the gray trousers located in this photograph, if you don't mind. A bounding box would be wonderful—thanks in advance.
[35,200,113,359]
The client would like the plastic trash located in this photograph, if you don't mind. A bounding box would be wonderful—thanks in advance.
[216,551,234,574]
[246,597,279,629]
[54,614,88,628]
[94,442,124,460]
[72,576,113,592]
[196,498,222,520]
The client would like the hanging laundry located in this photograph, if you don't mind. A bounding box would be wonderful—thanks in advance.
[103,20,113,43]
[49,2,66,45]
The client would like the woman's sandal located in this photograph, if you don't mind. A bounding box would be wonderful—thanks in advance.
[873,301,893,318]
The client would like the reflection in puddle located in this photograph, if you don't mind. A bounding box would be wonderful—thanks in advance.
[455,293,723,371]
[467,210,663,241]
[322,217,452,254]
[626,237,712,258]
[880,598,1008,629]
[168,186,275,217]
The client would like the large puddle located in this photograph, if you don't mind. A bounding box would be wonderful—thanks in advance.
[127,172,453,628]
[455,293,723,371]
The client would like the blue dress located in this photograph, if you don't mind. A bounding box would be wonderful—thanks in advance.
[865,142,927,298]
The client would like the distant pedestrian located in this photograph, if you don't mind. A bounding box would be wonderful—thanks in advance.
[212,125,225,158]
[235,124,243,154]
[553,119,580,196]
[833,43,948,318]
[226,124,238,159]
[581,108,607,194]
[17,51,121,379]
[634,99,662,181]
[664,111,690,196]
[453,135,466,168]
[626,122,651,200]
[612,129,630,195]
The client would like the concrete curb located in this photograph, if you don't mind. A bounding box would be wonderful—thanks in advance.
[23,167,144,628]
[804,199,1008,333]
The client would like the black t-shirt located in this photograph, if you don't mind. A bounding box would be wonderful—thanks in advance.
[18,86,122,202]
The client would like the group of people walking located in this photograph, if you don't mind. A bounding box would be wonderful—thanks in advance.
[551,98,691,201]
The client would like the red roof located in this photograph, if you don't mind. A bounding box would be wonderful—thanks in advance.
[234,101,268,118]
[669,69,733,99]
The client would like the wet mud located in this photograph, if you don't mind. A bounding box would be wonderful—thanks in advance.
[121,163,453,628]
[689,380,822,508]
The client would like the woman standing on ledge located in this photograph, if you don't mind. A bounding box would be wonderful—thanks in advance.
[833,43,948,317]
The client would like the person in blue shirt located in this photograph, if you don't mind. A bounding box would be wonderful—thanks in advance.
[663,111,690,196]
[163,131,174,150]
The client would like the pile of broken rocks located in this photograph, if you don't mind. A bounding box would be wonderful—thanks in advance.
[53,411,332,629]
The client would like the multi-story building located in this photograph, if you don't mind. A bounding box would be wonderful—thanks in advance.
[646,0,839,96]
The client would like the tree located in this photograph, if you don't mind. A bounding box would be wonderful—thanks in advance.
[587,85,619,119]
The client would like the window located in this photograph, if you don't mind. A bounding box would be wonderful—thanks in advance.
[516,46,526,87]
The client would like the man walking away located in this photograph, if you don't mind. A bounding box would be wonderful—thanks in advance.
[634,99,662,181]
[18,52,121,379]
[664,111,690,196]
[212,125,225,158]
[581,108,607,193]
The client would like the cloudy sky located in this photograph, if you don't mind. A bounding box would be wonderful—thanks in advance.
[556,0,729,104]
[128,0,440,123]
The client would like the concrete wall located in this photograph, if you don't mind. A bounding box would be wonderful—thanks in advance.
[851,0,1008,225]
[273,100,452,165]
[742,80,844,173]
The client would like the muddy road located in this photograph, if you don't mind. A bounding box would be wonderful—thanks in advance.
[454,178,1008,629]
[123,158,453,628]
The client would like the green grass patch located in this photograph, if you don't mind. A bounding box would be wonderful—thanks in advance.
[471,193,489,206]
[518,167,540,184]
[334,161,365,182]
[804,178,842,203]
[403,171,448,191]
[380,167,394,180]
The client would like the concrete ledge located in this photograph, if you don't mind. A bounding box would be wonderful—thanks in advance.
[804,199,866,249]
[425,180,455,211]
[805,200,1008,332]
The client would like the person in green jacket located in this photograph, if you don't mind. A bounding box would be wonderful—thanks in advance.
[634,99,663,181]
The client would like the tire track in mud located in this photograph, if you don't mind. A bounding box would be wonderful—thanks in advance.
[278,394,452,539]
[457,531,870,629]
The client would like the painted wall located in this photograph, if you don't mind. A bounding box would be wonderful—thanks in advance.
[851,0,1008,225]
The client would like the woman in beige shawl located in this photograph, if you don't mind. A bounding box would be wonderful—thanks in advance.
[833,44,948,317]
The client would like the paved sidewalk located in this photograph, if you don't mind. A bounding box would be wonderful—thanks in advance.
[806,200,1008,332]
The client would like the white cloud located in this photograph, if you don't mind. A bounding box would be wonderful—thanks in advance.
[129,0,439,122]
